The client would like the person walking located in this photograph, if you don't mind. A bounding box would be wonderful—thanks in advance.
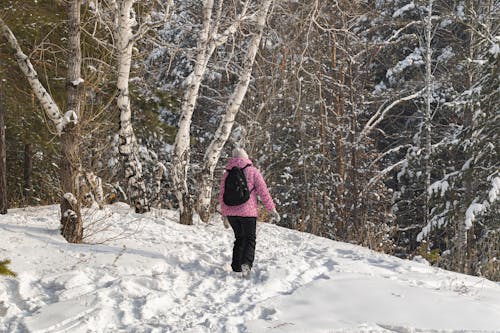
[218,147,280,278]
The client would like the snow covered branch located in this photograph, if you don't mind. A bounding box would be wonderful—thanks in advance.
[368,144,411,169]
[362,159,407,197]
[386,21,420,43]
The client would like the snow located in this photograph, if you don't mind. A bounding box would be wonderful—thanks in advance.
[465,202,488,229]
[373,81,387,94]
[489,43,499,57]
[386,47,424,84]
[428,179,449,197]
[71,78,84,86]
[61,110,78,130]
[489,176,500,203]
[63,193,77,206]
[417,213,447,242]
[457,3,466,20]
[437,46,455,63]
[392,3,415,18]
[1,204,500,333]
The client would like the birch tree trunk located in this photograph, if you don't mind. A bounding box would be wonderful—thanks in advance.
[114,0,149,213]
[60,0,84,243]
[0,90,6,214]
[196,0,273,222]
[422,0,433,241]
[171,0,214,225]
[151,162,166,208]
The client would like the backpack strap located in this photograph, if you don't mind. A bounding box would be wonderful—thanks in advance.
[242,164,255,193]
[226,163,252,172]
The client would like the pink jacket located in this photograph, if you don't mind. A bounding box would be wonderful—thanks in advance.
[218,157,275,217]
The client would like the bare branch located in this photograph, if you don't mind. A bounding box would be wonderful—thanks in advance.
[359,88,425,142]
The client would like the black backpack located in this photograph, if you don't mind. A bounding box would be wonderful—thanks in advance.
[223,164,253,206]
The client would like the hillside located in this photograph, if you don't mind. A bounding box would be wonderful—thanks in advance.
[1,205,499,332]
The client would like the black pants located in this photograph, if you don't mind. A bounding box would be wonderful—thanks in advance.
[228,216,257,272]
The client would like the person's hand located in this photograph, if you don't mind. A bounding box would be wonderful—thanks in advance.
[270,208,281,223]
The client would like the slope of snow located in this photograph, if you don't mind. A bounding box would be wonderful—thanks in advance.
[1,204,500,333]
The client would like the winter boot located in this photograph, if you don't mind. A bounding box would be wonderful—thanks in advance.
[241,264,251,279]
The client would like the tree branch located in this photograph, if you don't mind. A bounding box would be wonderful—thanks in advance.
[0,18,64,135]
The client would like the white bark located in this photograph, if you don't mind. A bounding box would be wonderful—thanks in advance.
[93,0,169,213]
[170,0,255,224]
[115,0,137,156]
[170,0,214,224]
[0,90,6,214]
[423,0,433,238]
[152,162,166,208]
[110,0,150,213]
[0,18,65,135]
[77,171,104,208]
[197,0,274,222]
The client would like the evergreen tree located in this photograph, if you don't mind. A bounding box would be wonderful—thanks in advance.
[0,260,16,277]
[421,0,499,277]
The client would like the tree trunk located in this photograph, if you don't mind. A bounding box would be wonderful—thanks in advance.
[171,0,214,225]
[0,7,82,241]
[0,90,7,214]
[23,144,32,199]
[151,162,165,208]
[422,0,433,241]
[116,0,149,214]
[60,0,83,243]
[347,59,362,243]
[332,36,346,237]
[457,0,478,273]
[196,0,273,222]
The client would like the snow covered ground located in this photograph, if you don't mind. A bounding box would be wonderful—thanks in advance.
[1,204,500,333]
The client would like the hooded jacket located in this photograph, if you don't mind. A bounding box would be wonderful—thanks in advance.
[218,157,275,217]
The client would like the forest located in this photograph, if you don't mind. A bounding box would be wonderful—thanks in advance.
[0,0,498,281]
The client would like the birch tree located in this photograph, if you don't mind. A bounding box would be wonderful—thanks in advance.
[89,0,170,212]
[115,0,153,213]
[170,0,252,225]
[422,0,434,241]
[170,0,214,225]
[0,89,6,215]
[196,0,273,222]
[0,1,83,242]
